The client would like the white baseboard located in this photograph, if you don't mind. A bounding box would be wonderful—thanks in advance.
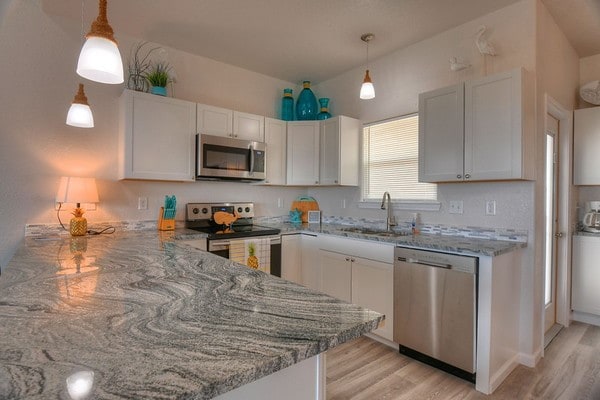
[571,311,600,327]
[365,332,398,349]
[519,347,541,368]
[489,353,520,393]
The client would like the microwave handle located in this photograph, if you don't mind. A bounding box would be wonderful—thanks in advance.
[249,145,255,174]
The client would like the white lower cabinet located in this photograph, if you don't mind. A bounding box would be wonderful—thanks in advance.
[318,236,395,341]
[319,250,352,302]
[572,235,600,316]
[281,233,320,290]
[351,257,394,341]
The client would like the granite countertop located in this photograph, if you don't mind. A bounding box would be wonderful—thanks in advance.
[0,230,382,399]
[251,222,526,257]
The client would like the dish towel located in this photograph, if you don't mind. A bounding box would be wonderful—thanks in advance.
[229,238,271,274]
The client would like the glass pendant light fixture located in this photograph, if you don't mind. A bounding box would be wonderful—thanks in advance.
[360,33,375,100]
[66,84,94,128]
[76,0,124,84]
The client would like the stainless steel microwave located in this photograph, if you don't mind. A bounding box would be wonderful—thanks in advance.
[196,134,266,181]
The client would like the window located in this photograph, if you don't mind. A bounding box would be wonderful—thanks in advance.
[362,114,437,202]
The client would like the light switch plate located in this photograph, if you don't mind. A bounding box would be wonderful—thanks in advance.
[449,200,464,214]
[486,200,496,215]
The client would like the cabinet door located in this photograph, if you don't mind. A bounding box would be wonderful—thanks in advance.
[263,118,287,185]
[197,103,233,137]
[119,90,196,181]
[320,116,360,186]
[287,121,320,185]
[574,107,600,185]
[464,68,524,180]
[572,235,600,315]
[301,234,320,291]
[351,257,394,341]
[281,234,302,284]
[418,83,465,182]
[319,117,340,185]
[319,250,351,302]
[233,111,265,141]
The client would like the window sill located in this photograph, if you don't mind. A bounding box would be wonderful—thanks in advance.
[358,200,441,212]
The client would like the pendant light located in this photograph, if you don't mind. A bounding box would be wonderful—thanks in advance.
[76,0,124,84]
[360,33,375,100]
[66,84,94,128]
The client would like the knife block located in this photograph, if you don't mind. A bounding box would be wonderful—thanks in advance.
[158,207,175,231]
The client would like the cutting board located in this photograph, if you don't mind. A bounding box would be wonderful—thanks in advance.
[291,196,319,223]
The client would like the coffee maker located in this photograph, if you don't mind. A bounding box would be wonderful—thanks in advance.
[583,201,600,233]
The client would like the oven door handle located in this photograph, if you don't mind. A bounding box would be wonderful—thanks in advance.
[249,145,255,174]
[208,241,230,251]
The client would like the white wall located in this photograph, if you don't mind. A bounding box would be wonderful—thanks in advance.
[311,0,536,230]
[0,1,305,267]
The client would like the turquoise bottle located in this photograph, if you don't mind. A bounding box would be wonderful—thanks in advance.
[295,81,318,120]
[281,88,294,121]
[316,98,332,120]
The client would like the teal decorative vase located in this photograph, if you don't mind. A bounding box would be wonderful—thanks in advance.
[296,81,317,120]
[316,98,332,120]
[151,86,167,96]
[281,88,294,121]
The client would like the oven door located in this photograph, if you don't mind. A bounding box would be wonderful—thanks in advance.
[208,236,281,277]
[196,134,265,180]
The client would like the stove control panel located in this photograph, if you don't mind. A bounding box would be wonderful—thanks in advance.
[186,202,254,221]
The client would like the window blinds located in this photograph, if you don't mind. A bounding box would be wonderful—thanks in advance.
[362,115,437,201]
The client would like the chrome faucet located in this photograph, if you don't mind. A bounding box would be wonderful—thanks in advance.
[380,191,396,231]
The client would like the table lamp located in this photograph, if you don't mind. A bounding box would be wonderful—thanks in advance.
[56,177,99,236]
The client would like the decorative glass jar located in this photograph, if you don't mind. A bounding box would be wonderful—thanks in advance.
[296,81,317,120]
[281,88,294,121]
[316,98,332,120]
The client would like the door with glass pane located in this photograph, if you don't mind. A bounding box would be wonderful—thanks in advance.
[544,116,559,334]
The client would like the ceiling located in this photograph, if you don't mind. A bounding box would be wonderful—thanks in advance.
[41,0,600,84]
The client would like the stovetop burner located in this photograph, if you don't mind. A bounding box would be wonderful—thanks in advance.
[185,202,280,240]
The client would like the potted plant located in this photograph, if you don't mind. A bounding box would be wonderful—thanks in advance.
[144,62,173,96]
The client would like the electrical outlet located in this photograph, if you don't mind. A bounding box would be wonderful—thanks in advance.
[138,196,148,210]
[486,200,496,215]
[448,200,464,214]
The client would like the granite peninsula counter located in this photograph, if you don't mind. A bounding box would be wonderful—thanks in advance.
[0,230,382,399]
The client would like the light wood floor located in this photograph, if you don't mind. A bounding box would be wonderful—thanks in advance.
[326,321,600,399]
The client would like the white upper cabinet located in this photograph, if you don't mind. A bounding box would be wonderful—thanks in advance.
[119,90,196,181]
[287,121,320,185]
[418,84,464,182]
[320,116,360,186]
[419,68,534,183]
[196,103,233,137]
[233,111,265,141]
[574,107,600,185]
[263,117,287,185]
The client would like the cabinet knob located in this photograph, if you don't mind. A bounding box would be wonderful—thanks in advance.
[345,257,350,262]
[555,232,564,238]
[457,174,462,179]
[315,180,319,184]
[265,180,269,183]
[334,180,338,184]
[350,258,355,262]
[465,174,471,179]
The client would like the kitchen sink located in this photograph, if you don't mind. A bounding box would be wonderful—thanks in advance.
[340,227,412,237]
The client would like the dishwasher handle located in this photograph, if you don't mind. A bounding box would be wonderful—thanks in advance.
[397,256,452,269]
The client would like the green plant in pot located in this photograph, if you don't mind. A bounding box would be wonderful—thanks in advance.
[145,62,172,96]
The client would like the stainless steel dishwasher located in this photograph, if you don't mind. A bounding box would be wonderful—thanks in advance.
[393,247,478,383]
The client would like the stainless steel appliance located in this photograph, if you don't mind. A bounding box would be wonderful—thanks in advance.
[393,247,478,383]
[185,202,281,276]
[583,201,600,233]
[196,134,266,181]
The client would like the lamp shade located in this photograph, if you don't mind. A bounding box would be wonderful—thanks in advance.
[66,103,94,128]
[360,70,375,100]
[77,36,124,84]
[56,177,99,205]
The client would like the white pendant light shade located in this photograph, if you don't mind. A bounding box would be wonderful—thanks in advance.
[66,84,94,128]
[360,70,375,100]
[76,0,123,84]
[359,33,376,100]
[77,36,123,84]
